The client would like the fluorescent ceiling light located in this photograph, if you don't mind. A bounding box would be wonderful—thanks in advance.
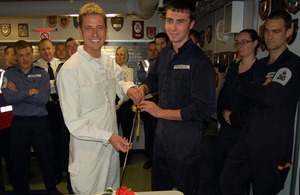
[69,13,118,17]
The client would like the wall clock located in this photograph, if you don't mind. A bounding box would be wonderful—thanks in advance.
[216,20,229,43]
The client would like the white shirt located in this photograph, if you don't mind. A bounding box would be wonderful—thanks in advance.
[57,46,135,194]
[33,57,63,94]
[119,63,134,82]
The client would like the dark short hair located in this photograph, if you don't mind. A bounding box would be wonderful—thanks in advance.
[189,29,201,44]
[267,10,292,30]
[155,32,170,43]
[238,29,260,55]
[14,40,33,53]
[148,41,156,46]
[165,0,196,22]
[65,37,81,46]
[4,46,14,55]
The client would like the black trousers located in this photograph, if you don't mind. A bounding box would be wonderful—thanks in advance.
[46,101,63,180]
[152,123,202,195]
[219,132,290,195]
[10,116,57,194]
[141,112,156,160]
[116,100,134,164]
[0,127,13,192]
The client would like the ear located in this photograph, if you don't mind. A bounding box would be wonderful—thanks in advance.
[189,20,195,30]
[78,26,83,39]
[253,40,259,48]
[286,27,293,40]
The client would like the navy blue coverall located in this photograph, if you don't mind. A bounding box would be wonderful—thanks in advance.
[144,39,216,195]
[220,49,300,195]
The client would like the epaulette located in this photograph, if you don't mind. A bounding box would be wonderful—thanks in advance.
[32,60,38,63]
[34,65,44,70]
[128,65,133,68]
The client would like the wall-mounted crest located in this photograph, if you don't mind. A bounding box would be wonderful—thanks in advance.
[111,17,124,32]
[47,16,57,28]
[0,24,11,37]
[58,16,69,29]
[146,27,156,39]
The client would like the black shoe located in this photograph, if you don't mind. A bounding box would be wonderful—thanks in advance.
[143,159,152,169]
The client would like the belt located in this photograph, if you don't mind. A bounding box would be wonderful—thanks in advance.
[0,105,13,113]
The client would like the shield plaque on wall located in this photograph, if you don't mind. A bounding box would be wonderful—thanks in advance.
[111,17,124,32]
[47,16,57,28]
[58,16,69,29]
[146,27,156,39]
[0,24,11,36]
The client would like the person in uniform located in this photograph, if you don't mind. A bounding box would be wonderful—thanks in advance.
[33,38,64,184]
[154,32,170,53]
[1,40,58,194]
[57,3,139,194]
[0,46,17,194]
[137,41,158,169]
[134,0,216,194]
[220,10,300,195]
[216,29,260,193]
[65,37,81,59]
[55,43,67,62]
[114,46,134,166]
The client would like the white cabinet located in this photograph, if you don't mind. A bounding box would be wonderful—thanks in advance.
[224,1,244,34]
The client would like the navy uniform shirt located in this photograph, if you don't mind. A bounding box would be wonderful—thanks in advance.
[238,49,300,163]
[144,39,216,162]
[1,65,50,117]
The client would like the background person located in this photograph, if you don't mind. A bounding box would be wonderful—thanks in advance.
[154,32,170,53]
[114,46,134,166]
[216,29,260,193]
[33,38,64,184]
[1,40,58,194]
[65,37,81,59]
[137,41,159,169]
[55,43,67,62]
[220,10,300,195]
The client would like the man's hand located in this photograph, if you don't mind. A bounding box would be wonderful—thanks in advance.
[127,87,145,105]
[139,100,162,118]
[109,133,132,153]
[29,88,40,96]
[223,109,232,125]
[7,81,17,91]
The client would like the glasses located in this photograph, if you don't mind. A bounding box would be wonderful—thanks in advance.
[234,40,253,47]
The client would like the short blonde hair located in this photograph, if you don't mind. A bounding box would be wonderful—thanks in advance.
[79,2,107,28]
[115,46,129,64]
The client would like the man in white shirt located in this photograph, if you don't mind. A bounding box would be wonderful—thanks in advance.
[33,38,64,184]
[57,2,140,194]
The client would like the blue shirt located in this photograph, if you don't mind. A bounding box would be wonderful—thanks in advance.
[1,65,50,117]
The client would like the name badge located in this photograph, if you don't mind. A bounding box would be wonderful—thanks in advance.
[174,65,190,70]
[266,72,276,78]
[28,74,41,78]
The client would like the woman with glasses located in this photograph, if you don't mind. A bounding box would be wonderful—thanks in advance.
[216,29,260,189]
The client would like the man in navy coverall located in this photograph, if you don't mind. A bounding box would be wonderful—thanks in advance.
[220,10,300,195]
[132,0,216,194]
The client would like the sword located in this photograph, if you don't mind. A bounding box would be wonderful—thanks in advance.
[119,92,157,186]
[120,105,139,187]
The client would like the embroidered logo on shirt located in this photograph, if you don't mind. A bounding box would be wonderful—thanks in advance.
[174,65,190,70]
[28,74,42,78]
[266,72,276,78]
[272,68,292,86]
